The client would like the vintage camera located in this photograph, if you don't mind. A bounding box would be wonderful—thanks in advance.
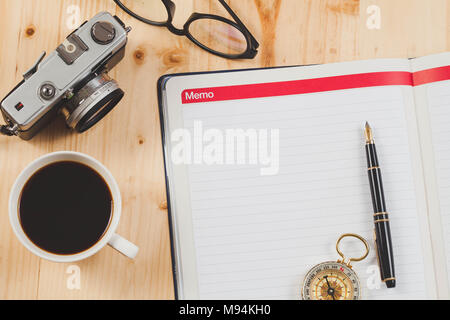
[0,12,131,140]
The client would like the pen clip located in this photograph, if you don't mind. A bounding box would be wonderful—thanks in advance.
[373,229,385,279]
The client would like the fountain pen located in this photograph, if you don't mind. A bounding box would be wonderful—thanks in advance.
[364,122,396,288]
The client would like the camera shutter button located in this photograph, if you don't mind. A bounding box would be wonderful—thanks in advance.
[91,21,116,45]
[40,84,56,100]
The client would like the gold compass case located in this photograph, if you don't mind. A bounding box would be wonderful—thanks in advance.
[301,261,361,300]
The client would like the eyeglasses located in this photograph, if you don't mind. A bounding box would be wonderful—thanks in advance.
[113,0,259,59]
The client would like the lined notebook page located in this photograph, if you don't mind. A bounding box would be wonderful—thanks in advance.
[426,80,450,288]
[181,85,427,299]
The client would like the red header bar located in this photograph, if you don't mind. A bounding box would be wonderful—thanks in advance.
[181,71,412,104]
[181,66,450,104]
[413,65,450,86]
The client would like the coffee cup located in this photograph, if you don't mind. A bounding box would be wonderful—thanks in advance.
[9,151,138,262]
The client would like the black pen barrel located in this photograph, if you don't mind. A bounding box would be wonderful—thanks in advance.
[366,143,396,288]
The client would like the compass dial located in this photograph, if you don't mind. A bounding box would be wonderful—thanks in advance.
[301,261,360,300]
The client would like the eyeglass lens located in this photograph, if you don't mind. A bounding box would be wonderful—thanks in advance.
[188,18,247,55]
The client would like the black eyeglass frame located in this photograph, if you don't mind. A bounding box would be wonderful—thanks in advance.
[113,0,259,59]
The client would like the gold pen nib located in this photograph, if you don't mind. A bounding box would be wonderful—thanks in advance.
[365,122,374,143]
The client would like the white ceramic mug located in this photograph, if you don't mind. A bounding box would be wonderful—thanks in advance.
[9,151,138,262]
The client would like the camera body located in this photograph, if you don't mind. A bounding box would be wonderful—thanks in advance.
[0,12,130,140]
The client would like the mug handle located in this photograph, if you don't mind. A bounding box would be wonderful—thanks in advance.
[108,233,139,259]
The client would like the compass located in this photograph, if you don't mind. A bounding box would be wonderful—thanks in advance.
[301,233,369,300]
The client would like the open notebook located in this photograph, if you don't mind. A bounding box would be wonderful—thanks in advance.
[158,52,450,299]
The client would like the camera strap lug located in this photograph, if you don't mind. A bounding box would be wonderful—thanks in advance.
[23,51,46,80]
[0,123,18,136]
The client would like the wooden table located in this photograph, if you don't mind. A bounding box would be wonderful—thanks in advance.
[0,0,448,300]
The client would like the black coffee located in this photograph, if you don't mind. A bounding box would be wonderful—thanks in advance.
[19,161,113,255]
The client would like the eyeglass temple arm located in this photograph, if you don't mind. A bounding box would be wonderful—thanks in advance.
[113,0,166,26]
[219,0,259,48]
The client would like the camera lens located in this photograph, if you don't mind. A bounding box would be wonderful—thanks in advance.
[61,73,124,133]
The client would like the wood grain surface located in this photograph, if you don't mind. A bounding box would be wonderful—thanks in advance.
[0,0,449,300]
